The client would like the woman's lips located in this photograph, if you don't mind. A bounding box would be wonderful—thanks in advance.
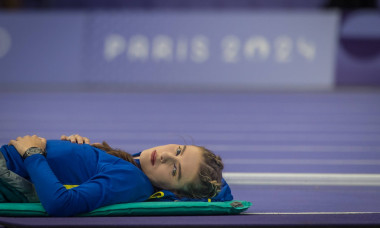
[151,150,156,166]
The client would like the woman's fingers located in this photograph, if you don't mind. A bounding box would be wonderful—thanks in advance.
[76,135,83,144]
[69,135,76,143]
[83,137,90,144]
[9,139,16,146]
[60,135,67,140]
[39,137,47,145]
[61,134,90,144]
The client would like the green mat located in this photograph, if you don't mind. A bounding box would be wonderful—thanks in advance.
[0,200,251,217]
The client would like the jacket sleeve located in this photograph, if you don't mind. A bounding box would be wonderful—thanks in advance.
[24,154,153,216]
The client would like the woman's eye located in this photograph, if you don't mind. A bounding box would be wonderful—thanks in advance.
[176,147,181,156]
[172,164,177,176]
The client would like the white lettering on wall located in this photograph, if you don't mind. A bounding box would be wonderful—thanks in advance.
[221,35,240,63]
[275,36,292,63]
[152,35,173,62]
[128,35,149,61]
[191,35,209,63]
[104,34,126,61]
[0,27,12,59]
[244,36,270,60]
[297,37,316,61]
[103,34,316,64]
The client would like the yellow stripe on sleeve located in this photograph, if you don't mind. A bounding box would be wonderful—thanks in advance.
[64,185,79,189]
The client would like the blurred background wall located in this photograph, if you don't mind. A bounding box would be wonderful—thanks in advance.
[0,0,379,92]
[1,1,380,218]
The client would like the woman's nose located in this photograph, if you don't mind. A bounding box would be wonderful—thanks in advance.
[160,152,176,163]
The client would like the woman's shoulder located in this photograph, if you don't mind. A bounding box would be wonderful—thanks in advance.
[46,140,99,153]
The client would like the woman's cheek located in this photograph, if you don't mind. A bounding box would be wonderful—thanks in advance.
[155,170,171,189]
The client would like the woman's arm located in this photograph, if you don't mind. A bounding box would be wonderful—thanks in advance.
[9,136,102,216]
[23,154,104,216]
[24,154,152,216]
[9,135,152,216]
[8,136,89,215]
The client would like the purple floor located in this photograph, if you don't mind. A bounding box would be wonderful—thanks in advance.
[1,90,380,226]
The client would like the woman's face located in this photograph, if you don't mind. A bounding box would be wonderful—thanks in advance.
[139,144,203,192]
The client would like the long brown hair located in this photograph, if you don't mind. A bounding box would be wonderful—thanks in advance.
[175,146,224,199]
[92,141,137,166]
[93,142,224,199]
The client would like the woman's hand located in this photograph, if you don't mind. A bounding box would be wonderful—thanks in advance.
[9,135,47,157]
[61,134,90,144]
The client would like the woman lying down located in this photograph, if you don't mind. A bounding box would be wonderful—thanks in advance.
[0,134,225,216]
